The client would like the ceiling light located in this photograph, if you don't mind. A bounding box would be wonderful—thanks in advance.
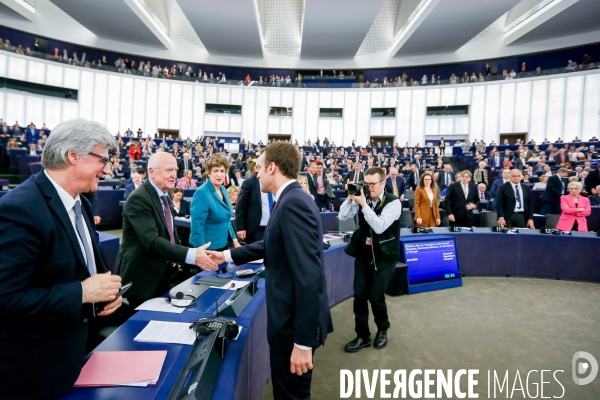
[505,0,566,37]
[392,0,433,48]
[130,0,170,42]
[14,0,35,13]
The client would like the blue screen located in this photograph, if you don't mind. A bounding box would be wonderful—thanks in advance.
[403,240,460,286]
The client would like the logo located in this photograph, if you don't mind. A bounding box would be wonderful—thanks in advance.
[572,351,598,385]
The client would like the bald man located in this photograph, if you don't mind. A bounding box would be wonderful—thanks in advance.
[384,168,405,200]
[116,152,218,307]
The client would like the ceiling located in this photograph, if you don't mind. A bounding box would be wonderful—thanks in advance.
[0,0,598,68]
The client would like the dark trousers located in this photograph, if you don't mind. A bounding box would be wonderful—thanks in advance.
[449,213,473,227]
[270,349,313,400]
[540,201,561,216]
[247,226,266,244]
[314,194,332,211]
[506,212,526,228]
[353,257,396,338]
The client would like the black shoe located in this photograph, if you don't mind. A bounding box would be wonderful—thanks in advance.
[374,330,387,349]
[345,337,371,353]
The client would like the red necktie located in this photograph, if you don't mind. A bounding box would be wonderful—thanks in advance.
[480,192,484,200]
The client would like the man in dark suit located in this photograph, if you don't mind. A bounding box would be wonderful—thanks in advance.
[344,162,364,190]
[540,168,569,215]
[476,183,491,201]
[313,160,335,210]
[123,172,142,200]
[235,173,273,244]
[208,142,332,400]
[437,164,456,190]
[589,186,600,206]
[407,164,420,191]
[513,153,526,170]
[489,151,502,170]
[176,152,195,178]
[384,167,405,200]
[116,152,218,307]
[443,170,480,226]
[496,169,536,228]
[490,168,511,198]
[234,153,244,173]
[0,119,123,399]
[584,163,600,194]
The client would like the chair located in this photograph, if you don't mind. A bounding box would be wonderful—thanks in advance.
[439,209,449,227]
[404,190,415,200]
[480,211,498,227]
[399,208,414,228]
[335,216,358,232]
[545,214,560,229]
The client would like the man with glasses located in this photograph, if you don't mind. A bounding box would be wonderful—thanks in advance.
[339,167,402,353]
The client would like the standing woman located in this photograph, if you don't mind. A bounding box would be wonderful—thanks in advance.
[190,154,240,251]
[473,161,489,187]
[556,182,591,232]
[414,172,441,227]
[129,141,141,164]
[438,137,446,156]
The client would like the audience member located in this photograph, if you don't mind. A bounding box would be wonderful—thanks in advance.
[443,170,479,226]
[414,173,441,228]
[177,153,195,178]
[235,172,273,244]
[541,168,569,215]
[177,170,197,189]
[227,185,240,212]
[312,160,335,210]
[123,172,142,199]
[556,182,591,231]
[495,169,535,229]
[384,168,405,200]
[532,175,549,190]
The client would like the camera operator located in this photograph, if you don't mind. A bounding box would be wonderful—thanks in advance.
[339,167,402,353]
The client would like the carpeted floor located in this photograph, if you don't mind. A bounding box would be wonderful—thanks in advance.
[261,277,600,400]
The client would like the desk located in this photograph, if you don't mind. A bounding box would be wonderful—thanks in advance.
[98,232,119,272]
[19,155,41,175]
[97,190,125,226]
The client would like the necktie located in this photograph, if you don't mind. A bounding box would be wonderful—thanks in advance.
[515,185,522,209]
[445,173,449,186]
[74,201,95,276]
[393,180,398,197]
[480,192,484,200]
[463,185,468,199]
[161,195,175,243]
[415,171,419,183]
[184,161,188,170]
[354,172,358,183]
[268,192,274,214]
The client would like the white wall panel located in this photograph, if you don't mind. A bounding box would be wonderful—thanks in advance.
[204,114,217,132]
[281,90,293,107]
[5,92,24,125]
[356,91,371,145]
[144,80,159,135]
[396,91,412,145]
[157,82,171,129]
[498,83,515,134]
[293,91,307,143]
[441,87,456,106]
[217,87,231,105]
[280,117,292,135]
[204,86,217,104]
[61,100,78,122]
[563,76,584,142]
[469,86,485,140]
[231,88,243,105]
[342,91,357,146]
[254,90,269,143]
[268,117,280,133]
[180,85,194,138]
[25,95,43,126]
[268,89,281,107]
[0,91,5,123]
[370,119,382,136]
[241,88,254,141]
[27,61,45,84]
[529,80,548,142]
[318,118,331,139]
[305,92,320,143]
[382,118,396,137]
[425,118,439,137]
[514,81,531,133]
[169,83,183,129]
[370,91,384,108]
[78,71,94,120]
[426,88,441,107]
[332,91,345,109]
[216,115,229,132]
[483,85,500,143]
[106,75,121,133]
[456,86,472,105]
[330,119,343,145]
[120,77,135,134]
[92,74,108,125]
[230,115,242,133]
[545,78,566,141]
[63,67,80,89]
[319,91,332,109]
[409,90,426,145]
[45,64,64,87]
[44,98,62,130]
[582,74,600,138]
[8,57,26,81]
[0,54,6,77]
[454,117,469,136]
[383,90,397,108]
[439,117,454,136]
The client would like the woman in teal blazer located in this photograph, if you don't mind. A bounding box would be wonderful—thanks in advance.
[190,155,240,250]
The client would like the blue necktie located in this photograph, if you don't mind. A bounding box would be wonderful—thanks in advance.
[515,185,522,209]
[74,201,95,276]
[445,173,449,186]
[268,192,274,214]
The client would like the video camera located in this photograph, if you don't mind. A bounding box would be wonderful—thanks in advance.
[348,181,369,196]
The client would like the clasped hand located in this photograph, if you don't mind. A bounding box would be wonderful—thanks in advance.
[347,188,367,208]
[195,242,218,271]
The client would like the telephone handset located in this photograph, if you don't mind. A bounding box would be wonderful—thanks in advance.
[189,317,240,340]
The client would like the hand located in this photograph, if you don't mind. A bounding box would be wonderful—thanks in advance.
[237,230,246,240]
[400,195,405,201]
[351,189,367,208]
[206,250,226,264]
[466,203,477,210]
[290,346,313,376]
[527,219,536,229]
[82,272,121,304]
[93,216,101,225]
[498,217,506,228]
[578,208,585,212]
[436,219,441,226]
[97,296,123,317]
[344,184,348,191]
[448,214,455,222]
[233,240,241,248]
[195,243,218,271]
[416,218,422,225]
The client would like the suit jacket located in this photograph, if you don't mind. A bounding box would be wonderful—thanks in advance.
[584,169,600,193]
[437,170,456,189]
[311,172,334,198]
[414,187,440,227]
[408,171,421,190]
[589,194,600,206]
[189,181,236,250]
[235,174,264,238]
[173,198,190,217]
[495,182,533,222]
[344,170,364,185]
[443,182,480,222]
[490,178,508,198]
[230,182,333,353]
[542,175,566,203]
[385,176,406,197]
[0,172,108,399]
[123,182,140,199]
[476,191,491,201]
[557,195,591,231]
[489,156,502,168]
[177,159,195,178]
[115,180,189,302]
[514,158,526,170]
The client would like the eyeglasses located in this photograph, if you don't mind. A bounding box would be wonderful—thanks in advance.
[88,152,110,169]
[364,180,384,187]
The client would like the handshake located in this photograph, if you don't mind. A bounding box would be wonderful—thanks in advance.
[193,242,229,271]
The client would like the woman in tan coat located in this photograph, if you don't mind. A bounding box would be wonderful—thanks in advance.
[414,172,441,227]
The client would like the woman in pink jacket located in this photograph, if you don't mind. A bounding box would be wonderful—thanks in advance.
[556,182,591,231]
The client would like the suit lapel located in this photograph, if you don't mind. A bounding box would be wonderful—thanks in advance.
[252,176,261,207]
[143,181,168,231]
[265,182,300,233]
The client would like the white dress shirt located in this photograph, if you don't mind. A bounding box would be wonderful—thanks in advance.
[259,180,271,227]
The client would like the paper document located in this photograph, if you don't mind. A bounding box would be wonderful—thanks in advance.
[135,297,190,314]
[74,350,167,387]
[134,321,197,345]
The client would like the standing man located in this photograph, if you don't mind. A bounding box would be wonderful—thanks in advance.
[408,164,420,191]
[444,170,480,226]
[496,169,536,229]
[0,119,123,399]
[313,160,335,210]
[437,164,456,191]
[540,168,569,215]
[344,162,364,190]
[176,152,195,178]
[235,173,273,244]
[208,142,332,400]
[116,152,218,308]
[339,167,402,353]
[384,167,405,200]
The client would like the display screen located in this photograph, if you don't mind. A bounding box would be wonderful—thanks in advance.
[403,239,461,286]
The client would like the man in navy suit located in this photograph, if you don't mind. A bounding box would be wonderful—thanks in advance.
[407,164,420,191]
[21,122,40,144]
[209,142,332,400]
[437,164,456,190]
[0,119,123,399]
[235,173,273,244]
[384,167,405,200]
[541,168,569,215]
[489,151,502,170]
[123,172,142,200]
[490,168,511,198]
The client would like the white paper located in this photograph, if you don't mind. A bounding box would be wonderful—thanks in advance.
[135,298,187,314]
[248,259,263,264]
[134,321,197,345]
[219,280,251,290]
